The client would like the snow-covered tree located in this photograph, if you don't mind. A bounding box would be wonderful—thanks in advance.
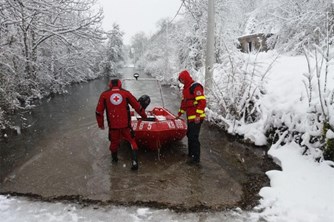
[0,0,105,117]
[100,23,124,76]
[132,19,180,81]
[130,32,149,67]
[252,0,334,54]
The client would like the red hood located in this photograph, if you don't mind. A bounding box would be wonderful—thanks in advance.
[178,70,194,87]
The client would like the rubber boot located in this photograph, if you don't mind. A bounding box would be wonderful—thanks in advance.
[131,150,138,171]
[111,152,118,163]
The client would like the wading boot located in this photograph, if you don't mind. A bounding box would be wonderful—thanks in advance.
[111,152,118,163]
[131,150,138,171]
[186,157,200,166]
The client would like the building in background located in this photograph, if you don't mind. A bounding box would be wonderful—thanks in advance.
[238,33,274,53]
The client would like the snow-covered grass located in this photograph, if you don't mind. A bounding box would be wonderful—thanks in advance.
[1,52,334,221]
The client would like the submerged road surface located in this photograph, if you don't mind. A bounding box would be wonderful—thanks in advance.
[0,68,277,211]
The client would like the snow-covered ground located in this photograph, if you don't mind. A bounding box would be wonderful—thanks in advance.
[255,142,334,222]
[0,196,253,222]
[247,52,334,222]
[1,52,334,221]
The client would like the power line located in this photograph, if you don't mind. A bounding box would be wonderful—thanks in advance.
[182,0,199,23]
[148,0,185,42]
[168,0,185,25]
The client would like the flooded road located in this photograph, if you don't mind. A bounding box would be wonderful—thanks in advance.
[0,68,277,211]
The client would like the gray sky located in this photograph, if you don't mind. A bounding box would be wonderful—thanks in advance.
[98,0,183,44]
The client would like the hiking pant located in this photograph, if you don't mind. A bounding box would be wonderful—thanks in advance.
[109,128,138,153]
[187,121,202,162]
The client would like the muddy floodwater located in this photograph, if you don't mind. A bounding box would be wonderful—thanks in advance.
[0,68,278,211]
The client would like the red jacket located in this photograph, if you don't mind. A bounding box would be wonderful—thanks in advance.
[178,70,206,122]
[96,80,147,129]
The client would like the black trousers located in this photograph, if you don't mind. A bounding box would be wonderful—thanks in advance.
[187,121,202,162]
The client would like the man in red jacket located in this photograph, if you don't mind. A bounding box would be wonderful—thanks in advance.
[177,70,206,165]
[96,79,147,170]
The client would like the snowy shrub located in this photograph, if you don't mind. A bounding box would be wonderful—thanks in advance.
[323,121,334,160]
[264,47,334,161]
[301,42,334,161]
[207,50,276,133]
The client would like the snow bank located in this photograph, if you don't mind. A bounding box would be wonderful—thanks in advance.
[254,142,334,222]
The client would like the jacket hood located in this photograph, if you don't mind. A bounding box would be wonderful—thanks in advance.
[178,70,193,86]
[109,79,122,88]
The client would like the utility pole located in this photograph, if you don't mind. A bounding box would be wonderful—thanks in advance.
[205,0,215,93]
[165,21,170,77]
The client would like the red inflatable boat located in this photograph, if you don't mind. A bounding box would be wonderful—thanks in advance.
[125,74,187,150]
[130,107,187,150]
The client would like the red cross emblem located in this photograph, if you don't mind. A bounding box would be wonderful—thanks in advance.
[113,96,119,102]
[110,93,123,105]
